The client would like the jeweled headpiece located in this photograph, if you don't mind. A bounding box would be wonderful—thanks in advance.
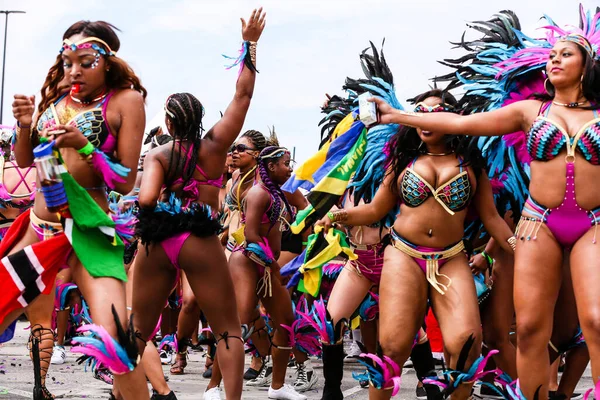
[495,5,600,79]
[413,102,455,113]
[560,33,596,60]
[59,37,117,57]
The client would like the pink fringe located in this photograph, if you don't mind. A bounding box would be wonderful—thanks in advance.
[71,324,133,375]
[90,150,128,189]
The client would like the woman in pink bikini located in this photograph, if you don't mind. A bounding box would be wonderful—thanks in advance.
[318,89,515,400]
[130,9,266,400]
[367,29,600,399]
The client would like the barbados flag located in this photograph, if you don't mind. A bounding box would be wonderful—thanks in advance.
[290,126,368,234]
[283,112,362,194]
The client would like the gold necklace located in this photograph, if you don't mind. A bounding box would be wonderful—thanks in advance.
[70,92,107,105]
[425,151,454,156]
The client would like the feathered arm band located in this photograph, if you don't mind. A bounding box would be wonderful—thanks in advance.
[223,41,258,76]
[77,141,130,189]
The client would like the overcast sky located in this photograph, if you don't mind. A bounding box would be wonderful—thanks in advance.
[1,0,595,162]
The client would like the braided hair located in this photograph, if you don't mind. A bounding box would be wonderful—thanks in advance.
[241,127,279,152]
[164,93,205,188]
[257,146,294,226]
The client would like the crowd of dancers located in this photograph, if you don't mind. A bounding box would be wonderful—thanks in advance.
[1,4,600,400]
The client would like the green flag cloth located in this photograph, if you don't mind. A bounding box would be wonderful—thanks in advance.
[291,128,368,234]
[61,170,126,281]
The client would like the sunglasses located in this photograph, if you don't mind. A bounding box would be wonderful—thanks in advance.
[231,143,257,153]
[413,102,455,113]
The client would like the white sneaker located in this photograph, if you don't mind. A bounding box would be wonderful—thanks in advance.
[293,360,318,392]
[246,360,273,387]
[403,357,413,368]
[50,345,66,365]
[159,349,173,365]
[268,384,307,400]
[203,386,223,400]
[344,340,362,362]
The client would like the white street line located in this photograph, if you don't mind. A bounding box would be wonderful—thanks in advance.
[342,385,364,397]
[0,386,32,398]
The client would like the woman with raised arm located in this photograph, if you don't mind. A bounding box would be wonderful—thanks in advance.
[6,20,147,399]
[130,9,266,400]
[369,25,600,398]
[317,89,515,400]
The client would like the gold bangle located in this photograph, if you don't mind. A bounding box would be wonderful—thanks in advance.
[507,237,517,252]
[330,209,348,223]
[249,41,257,66]
[15,125,31,140]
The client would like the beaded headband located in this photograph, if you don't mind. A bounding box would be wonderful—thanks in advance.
[60,37,117,57]
[559,33,597,60]
[413,102,455,113]
[260,147,290,160]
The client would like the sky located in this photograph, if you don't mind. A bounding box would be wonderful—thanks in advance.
[0,0,596,163]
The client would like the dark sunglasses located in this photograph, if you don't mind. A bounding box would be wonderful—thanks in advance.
[231,143,257,153]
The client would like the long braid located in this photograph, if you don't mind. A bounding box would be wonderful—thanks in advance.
[164,92,205,188]
[258,146,295,225]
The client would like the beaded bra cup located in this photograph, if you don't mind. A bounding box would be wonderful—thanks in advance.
[400,158,472,216]
[527,105,600,164]
[36,93,116,153]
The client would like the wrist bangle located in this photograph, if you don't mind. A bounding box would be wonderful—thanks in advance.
[329,209,348,223]
[248,41,257,65]
[507,237,517,252]
[77,141,95,156]
[481,251,494,268]
[16,121,31,129]
[15,125,31,141]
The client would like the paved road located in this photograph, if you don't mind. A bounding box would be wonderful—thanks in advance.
[0,322,594,399]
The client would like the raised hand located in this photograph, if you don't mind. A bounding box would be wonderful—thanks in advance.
[12,94,35,127]
[241,7,266,42]
[369,96,396,125]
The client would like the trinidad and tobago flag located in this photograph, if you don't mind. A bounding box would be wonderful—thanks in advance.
[0,209,70,325]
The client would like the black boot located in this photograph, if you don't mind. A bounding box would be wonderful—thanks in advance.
[321,342,345,400]
[411,340,441,400]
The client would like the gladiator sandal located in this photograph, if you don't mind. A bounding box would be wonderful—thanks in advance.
[30,325,55,400]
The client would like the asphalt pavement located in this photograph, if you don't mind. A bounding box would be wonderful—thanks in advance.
[0,321,594,399]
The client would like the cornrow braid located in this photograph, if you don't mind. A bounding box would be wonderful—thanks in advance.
[257,146,295,227]
[164,92,205,189]
[241,128,279,152]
